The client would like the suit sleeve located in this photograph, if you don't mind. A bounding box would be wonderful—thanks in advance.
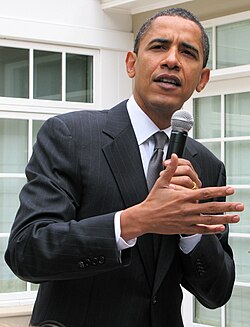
[180,160,236,308]
[5,116,130,283]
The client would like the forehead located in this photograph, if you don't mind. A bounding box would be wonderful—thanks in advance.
[142,15,203,48]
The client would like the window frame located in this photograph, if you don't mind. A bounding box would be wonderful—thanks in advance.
[181,10,250,327]
[202,10,250,71]
[0,39,100,112]
[0,39,99,310]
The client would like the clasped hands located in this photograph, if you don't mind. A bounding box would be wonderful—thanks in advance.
[121,154,244,241]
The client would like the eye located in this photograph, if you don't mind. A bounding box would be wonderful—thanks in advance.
[150,44,167,51]
[182,49,197,59]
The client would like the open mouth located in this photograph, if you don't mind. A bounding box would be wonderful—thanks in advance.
[154,76,181,87]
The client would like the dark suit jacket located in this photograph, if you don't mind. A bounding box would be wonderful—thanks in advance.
[5,100,235,327]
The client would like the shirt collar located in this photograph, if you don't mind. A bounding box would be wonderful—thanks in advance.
[127,95,171,145]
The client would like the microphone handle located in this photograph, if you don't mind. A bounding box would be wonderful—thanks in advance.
[166,130,187,159]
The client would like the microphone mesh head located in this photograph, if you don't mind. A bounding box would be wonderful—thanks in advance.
[171,110,194,132]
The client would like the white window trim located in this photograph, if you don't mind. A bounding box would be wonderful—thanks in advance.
[182,12,250,326]
[0,38,100,114]
[202,11,250,73]
[203,10,250,28]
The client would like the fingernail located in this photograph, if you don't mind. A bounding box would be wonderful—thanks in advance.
[233,215,240,222]
[235,203,244,211]
[217,225,225,232]
[226,187,234,194]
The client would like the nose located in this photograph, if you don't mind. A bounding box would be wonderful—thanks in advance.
[161,48,180,70]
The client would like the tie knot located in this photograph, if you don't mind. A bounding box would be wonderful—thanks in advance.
[153,132,168,150]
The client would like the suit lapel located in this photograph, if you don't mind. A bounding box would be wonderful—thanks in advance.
[184,139,201,177]
[102,101,155,287]
[102,101,148,208]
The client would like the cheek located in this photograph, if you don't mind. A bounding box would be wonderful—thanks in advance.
[186,72,202,90]
[137,55,157,75]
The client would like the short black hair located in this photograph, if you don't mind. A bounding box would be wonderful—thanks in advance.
[134,8,209,68]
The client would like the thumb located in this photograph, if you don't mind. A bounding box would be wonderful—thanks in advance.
[153,153,179,189]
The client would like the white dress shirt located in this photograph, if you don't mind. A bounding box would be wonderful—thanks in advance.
[114,95,201,253]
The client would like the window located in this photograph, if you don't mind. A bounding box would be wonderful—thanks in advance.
[181,12,250,327]
[66,53,93,103]
[190,90,250,327]
[0,47,29,98]
[217,20,250,69]
[204,18,250,70]
[0,46,94,103]
[0,40,98,308]
[34,50,62,100]
[0,117,43,302]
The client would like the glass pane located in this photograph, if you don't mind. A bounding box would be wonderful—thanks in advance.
[229,238,250,283]
[34,50,62,100]
[0,238,26,293]
[31,283,39,291]
[0,119,28,173]
[66,54,93,103]
[194,299,220,326]
[225,92,250,137]
[32,120,45,145]
[201,142,221,160]
[0,178,26,233]
[229,189,250,233]
[205,27,212,69]
[226,285,250,327]
[217,20,250,69]
[0,46,29,98]
[225,141,250,184]
[193,96,221,139]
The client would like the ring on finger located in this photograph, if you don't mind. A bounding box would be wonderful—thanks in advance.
[191,181,198,190]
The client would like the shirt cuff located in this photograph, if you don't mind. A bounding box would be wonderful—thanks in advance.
[114,211,137,251]
[179,234,202,254]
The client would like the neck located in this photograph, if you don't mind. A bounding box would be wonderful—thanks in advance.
[133,95,181,129]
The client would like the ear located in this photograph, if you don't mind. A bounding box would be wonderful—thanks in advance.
[196,67,210,93]
[125,51,137,78]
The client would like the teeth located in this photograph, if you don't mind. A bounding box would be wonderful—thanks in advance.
[159,78,177,85]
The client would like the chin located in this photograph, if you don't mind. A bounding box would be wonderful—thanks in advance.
[153,100,180,112]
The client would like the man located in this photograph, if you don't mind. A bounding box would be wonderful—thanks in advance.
[5,8,243,327]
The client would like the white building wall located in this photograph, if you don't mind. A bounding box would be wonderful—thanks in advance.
[0,1,133,325]
[0,0,134,108]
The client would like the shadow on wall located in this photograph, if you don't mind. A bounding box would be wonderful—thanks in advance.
[0,315,30,327]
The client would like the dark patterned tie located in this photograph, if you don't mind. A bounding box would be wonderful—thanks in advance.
[146,132,168,263]
[147,132,168,191]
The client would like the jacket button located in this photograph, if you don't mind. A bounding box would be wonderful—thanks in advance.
[78,261,85,269]
[98,256,105,264]
[85,258,91,267]
[198,268,205,276]
[152,296,157,304]
[91,257,98,266]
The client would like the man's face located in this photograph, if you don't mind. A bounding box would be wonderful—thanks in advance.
[126,15,210,127]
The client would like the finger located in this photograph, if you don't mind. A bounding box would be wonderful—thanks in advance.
[163,159,202,189]
[198,213,241,225]
[170,176,201,190]
[179,210,241,227]
[189,200,244,215]
[186,186,238,202]
[164,158,193,167]
[187,224,226,234]
[154,154,179,189]
[179,213,240,235]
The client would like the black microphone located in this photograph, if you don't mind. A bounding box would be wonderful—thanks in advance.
[166,110,194,159]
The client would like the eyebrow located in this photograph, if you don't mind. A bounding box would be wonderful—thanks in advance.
[148,38,200,57]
